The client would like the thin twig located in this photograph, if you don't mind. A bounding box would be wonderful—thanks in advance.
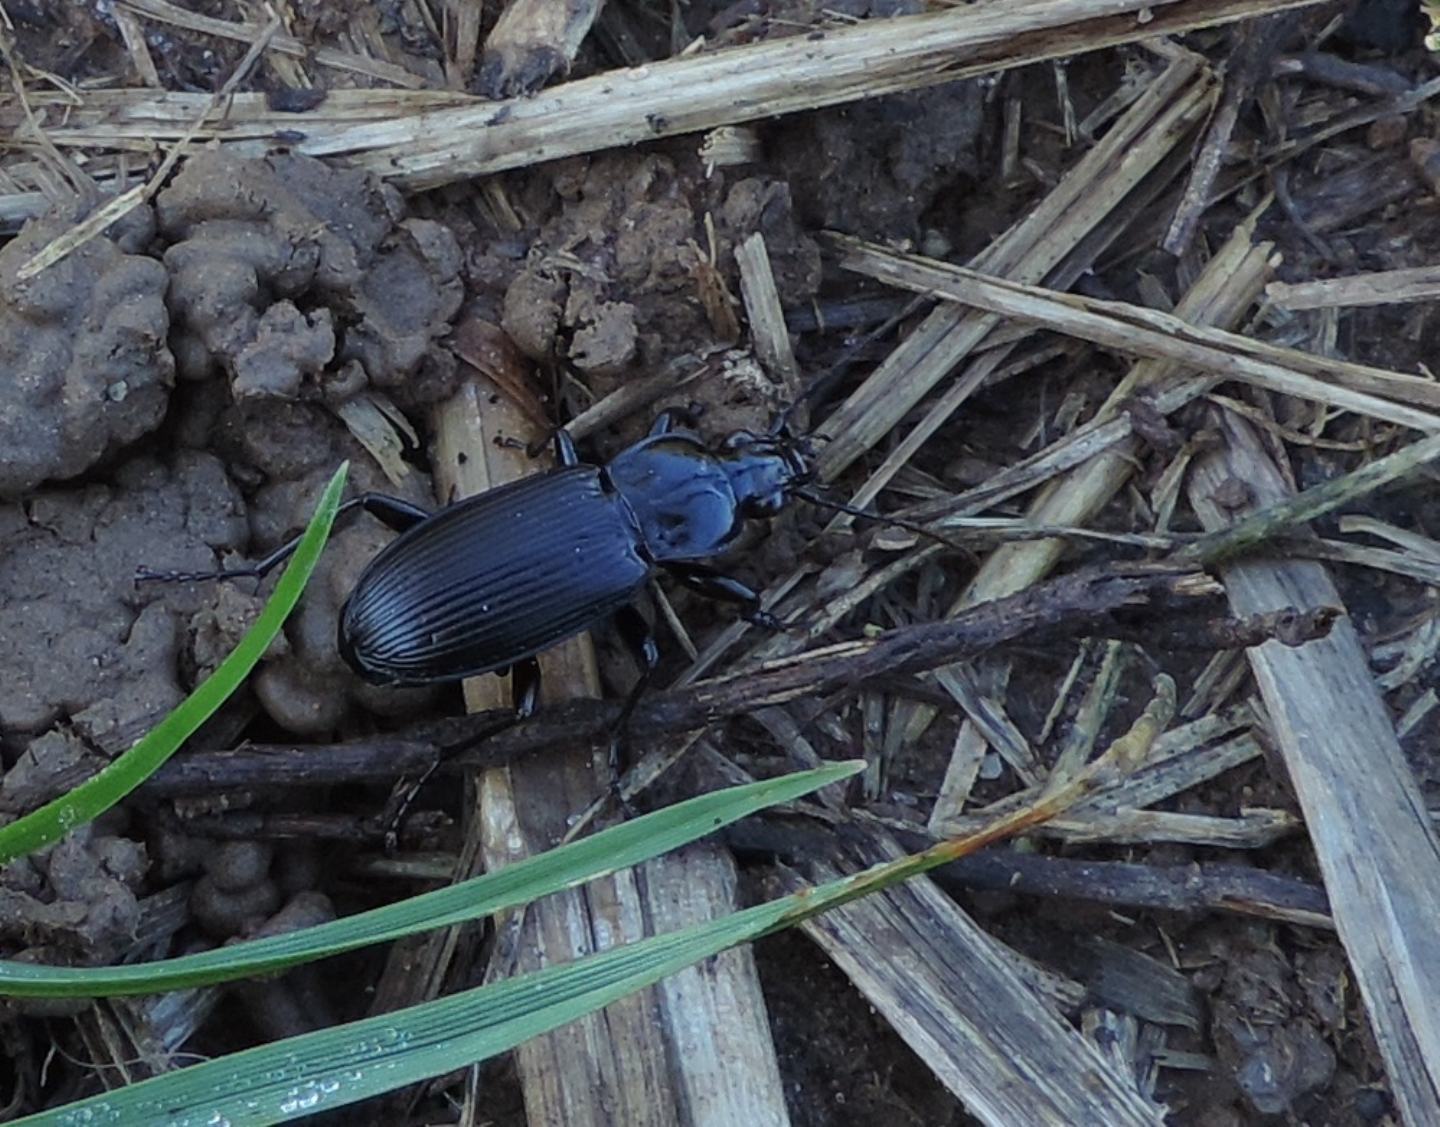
[140,564,1305,798]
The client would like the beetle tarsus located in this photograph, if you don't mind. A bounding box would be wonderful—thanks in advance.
[595,605,660,812]
[134,563,262,585]
[605,756,638,819]
[383,683,541,850]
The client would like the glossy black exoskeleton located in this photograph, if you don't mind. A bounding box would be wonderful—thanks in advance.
[147,409,808,731]
[337,410,807,722]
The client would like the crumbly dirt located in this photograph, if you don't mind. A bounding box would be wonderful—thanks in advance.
[485,152,820,412]
[769,79,985,245]
[154,153,453,736]
[0,207,172,498]
[0,453,247,750]
[0,151,454,761]
[158,150,464,410]
[0,818,149,1004]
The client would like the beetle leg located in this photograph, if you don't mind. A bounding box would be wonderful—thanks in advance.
[135,493,431,584]
[381,660,541,853]
[356,493,433,532]
[613,605,658,732]
[600,605,658,809]
[647,409,683,436]
[380,711,517,854]
[553,428,581,468]
[663,562,784,630]
[510,657,543,719]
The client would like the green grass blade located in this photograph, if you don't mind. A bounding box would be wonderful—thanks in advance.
[0,464,349,867]
[0,760,861,997]
[12,818,938,1127]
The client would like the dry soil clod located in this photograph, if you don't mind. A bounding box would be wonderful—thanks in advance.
[0,209,171,498]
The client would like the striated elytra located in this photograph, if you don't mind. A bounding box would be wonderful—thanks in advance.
[145,409,809,731]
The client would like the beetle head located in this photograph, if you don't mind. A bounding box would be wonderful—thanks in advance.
[719,428,812,518]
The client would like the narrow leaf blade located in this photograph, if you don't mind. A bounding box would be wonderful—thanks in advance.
[0,463,349,866]
[0,761,861,997]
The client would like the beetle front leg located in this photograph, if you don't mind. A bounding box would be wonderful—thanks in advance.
[136,493,432,584]
[663,562,784,630]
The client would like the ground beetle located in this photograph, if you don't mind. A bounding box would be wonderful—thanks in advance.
[145,409,808,733]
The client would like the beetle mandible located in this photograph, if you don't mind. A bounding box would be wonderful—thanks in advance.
[145,408,808,734]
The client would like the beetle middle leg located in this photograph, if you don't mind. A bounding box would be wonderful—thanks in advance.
[609,605,659,771]
[135,493,432,584]
[662,562,784,630]
[382,656,545,851]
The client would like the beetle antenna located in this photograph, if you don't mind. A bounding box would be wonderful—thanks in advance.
[774,294,932,434]
[791,487,963,553]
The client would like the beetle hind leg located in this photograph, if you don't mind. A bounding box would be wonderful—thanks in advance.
[135,492,432,585]
[510,657,542,718]
[379,659,542,853]
[613,606,658,732]
[607,605,659,791]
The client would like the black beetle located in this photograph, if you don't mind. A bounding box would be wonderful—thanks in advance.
[144,409,808,731]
